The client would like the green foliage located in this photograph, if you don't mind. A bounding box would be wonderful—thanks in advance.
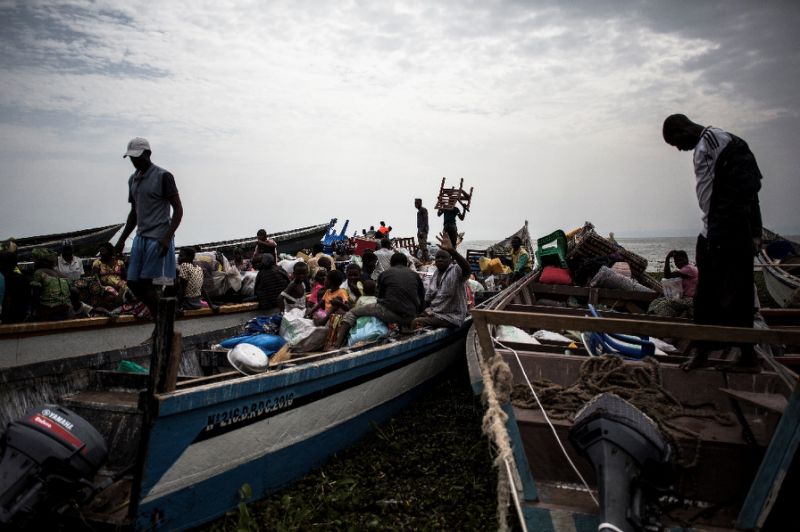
[240,484,257,531]
[204,366,497,531]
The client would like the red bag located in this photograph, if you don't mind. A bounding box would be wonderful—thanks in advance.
[539,266,572,285]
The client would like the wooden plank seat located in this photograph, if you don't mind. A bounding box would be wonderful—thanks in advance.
[720,388,789,414]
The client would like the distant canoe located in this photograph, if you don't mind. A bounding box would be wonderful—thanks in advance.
[757,228,800,308]
[189,219,336,257]
[7,223,124,260]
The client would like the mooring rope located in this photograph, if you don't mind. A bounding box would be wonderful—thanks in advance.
[475,331,516,532]
[493,337,600,507]
[510,354,735,468]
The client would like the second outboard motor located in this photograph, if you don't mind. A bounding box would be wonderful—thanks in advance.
[569,393,672,532]
[0,405,108,527]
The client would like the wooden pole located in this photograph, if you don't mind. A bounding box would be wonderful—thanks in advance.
[128,296,176,521]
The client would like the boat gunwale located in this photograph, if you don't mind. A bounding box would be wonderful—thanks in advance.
[189,220,333,251]
[154,324,467,415]
[0,302,260,338]
[13,223,125,249]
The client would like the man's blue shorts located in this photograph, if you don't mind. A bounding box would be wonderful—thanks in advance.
[128,234,176,282]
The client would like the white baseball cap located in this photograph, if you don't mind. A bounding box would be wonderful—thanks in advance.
[123,137,151,158]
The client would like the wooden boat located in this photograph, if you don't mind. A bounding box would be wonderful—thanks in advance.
[0,302,264,429]
[467,274,800,531]
[0,297,469,529]
[757,228,800,308]
[465,221,534,298]
[5,223,124,261]
[189,219,336,257]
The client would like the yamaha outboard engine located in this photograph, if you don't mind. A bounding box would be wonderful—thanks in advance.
[0,405,108,527]
[569,393,672,532]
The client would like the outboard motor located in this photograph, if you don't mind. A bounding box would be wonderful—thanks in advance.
[569,393,672,532]
[0,405,108,527]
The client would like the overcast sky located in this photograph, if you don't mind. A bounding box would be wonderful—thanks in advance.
[1,0,798,246]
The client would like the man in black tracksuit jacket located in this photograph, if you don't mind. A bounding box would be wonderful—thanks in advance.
[663,114,763,370]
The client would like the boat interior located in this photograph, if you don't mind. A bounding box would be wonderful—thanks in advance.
[471,275,800,529]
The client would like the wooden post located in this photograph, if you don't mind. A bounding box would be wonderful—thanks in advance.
[128,296,177,521]
[159,332,183,394]
[472,313,497,364]
[149,297,176,394]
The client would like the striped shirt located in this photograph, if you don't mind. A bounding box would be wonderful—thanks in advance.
[693,127,732,237]
[425,262,469,326]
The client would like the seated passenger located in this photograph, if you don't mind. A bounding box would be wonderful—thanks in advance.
[306,243,335,277]
[413,232,471,329]
[361,250,378,281]
[252,253,289,314]
[647,250,698,319]
[92,242,129,302]
[30,248,75,321]
[0,251,30,323]
[510,236,532,280]
[343,263,364,304]
[334,252,424,347]
[232,246,252,273]
[253,229,278,263]
[307,267,327,307]
[664,250,698,298]
[55,239,84,281]
[355,279,377,308]
[281,262,308,313]
[315,256,334,280]
[307,270,349,325]
[373,238,394,279]
[177,247,213,311]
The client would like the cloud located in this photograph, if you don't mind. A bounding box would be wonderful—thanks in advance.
[0,0,798,244]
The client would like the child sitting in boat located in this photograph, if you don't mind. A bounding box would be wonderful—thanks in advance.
[343,263,363,304]
[307,267,327,307]
[361,250,377,281]
[30,248,83,321]
[355,280,377,308]
[280,262,308,313]
[307,270,349,326]
[92,242,130,305]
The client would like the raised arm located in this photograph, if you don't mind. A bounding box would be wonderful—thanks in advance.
[437,231,471,278]
[663,251,674,278]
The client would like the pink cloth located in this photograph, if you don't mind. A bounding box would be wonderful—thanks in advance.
[611,261,632,277]
[679,264,699,298]
[308,282,324,305]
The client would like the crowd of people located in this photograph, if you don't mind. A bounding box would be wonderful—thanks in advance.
[0,138,478,351]
[0,229,476,350]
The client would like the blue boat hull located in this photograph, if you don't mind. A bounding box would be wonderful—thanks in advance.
[134,325,469,530]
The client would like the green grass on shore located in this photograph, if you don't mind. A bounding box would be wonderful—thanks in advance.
[204,365,499,531]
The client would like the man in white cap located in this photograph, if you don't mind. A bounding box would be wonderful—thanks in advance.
[114,137,183,318]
